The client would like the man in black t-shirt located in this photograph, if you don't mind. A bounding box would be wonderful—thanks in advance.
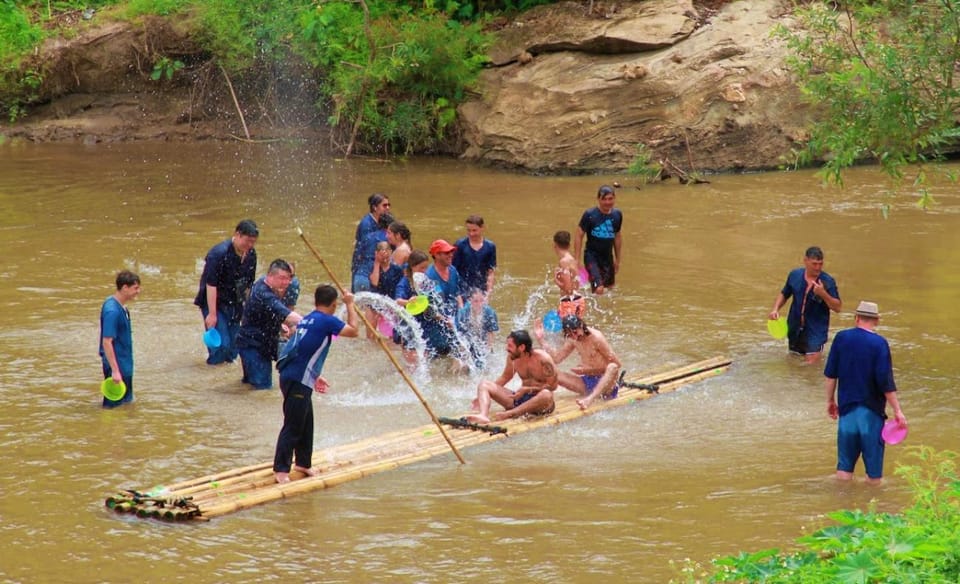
[573,185,623,294]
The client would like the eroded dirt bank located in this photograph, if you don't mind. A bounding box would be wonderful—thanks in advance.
[2,0,806,173]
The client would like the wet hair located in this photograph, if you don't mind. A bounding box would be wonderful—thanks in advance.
[507,330,534,354]
[561,314,590,336]
[116,270,140,290]
[376,240,392,252]
[597,185,615,198]
[805,246,824,260]
[268,258,293,275]
[314,284,338,307]
[235,219,259,237]
[465,214,484,227]
[388,221,411,242]
[405,249,429,283]
[553,230,571,248]
[368,193,389,212]
[377,212,394,230]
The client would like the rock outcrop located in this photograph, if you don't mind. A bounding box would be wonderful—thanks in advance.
[459,0,808,173]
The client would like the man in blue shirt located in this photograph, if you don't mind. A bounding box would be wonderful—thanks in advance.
[236,259,303,389]
[194,219,258,365]
[769,246,842,363]
[99,270,141,408]
[824,301,907,485]
[574,185,623,295]
[274,285,359,484]
[453,214,497,297]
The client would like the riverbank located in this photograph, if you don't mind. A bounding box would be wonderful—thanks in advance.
[1,0,806,173]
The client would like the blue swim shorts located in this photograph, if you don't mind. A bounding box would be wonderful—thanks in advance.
[837,404,886,479]
[581,374,619,399]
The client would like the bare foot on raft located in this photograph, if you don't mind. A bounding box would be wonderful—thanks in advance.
[464,413,490,424]
[576,395,596,411]
[294,465,319,477]
[275,472,291,484]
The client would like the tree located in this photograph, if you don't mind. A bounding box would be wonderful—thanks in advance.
[778,0,960,210]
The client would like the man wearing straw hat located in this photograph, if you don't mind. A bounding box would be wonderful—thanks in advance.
[466,330,558,423]
[824,301,907,485]
[273,284,359,484]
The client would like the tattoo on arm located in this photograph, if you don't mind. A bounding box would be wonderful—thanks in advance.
[542,362,555,379]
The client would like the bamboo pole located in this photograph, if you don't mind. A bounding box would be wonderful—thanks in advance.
[297,227,465,465]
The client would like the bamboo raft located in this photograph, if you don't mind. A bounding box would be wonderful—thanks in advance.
[105,355,731,522]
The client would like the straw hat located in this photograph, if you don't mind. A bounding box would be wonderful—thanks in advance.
[854,301,880,318]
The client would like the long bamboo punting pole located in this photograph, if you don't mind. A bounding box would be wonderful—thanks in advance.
[297,227,465,465]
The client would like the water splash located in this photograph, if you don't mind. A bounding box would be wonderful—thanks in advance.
[351,291,431,381]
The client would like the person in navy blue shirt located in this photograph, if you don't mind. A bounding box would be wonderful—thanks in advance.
[274,285,359,484]
[824,301,906,485]
[769,246,842,363]
[99,270,141,408]
[351,193,391,292]
[574,185,622,295]
[453,214,497,297]
[236,259,303,389]
[194,219,258,365]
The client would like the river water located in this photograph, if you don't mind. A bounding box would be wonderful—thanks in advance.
[0,141,957,583]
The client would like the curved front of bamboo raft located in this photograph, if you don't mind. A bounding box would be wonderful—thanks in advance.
[106,355,731,522]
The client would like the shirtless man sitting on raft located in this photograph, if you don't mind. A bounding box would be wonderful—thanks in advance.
[535,314,621,410]
[466,330,558,423]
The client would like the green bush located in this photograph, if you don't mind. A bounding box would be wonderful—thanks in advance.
[685,447,960,583]
[297,1,490,155]
[627,143,661,183]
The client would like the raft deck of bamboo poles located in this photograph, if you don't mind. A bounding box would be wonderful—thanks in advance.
[105,355,731,522]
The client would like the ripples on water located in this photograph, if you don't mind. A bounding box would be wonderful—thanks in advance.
[1,144,958,582]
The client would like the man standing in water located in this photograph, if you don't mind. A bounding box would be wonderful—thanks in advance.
[574,185,622,295]
[236,259,303,390]
[195,219,259,365]
[466,330,558,423]
[825,301,906,485]
[274,285,359,484]
[99,270,141,408]
[534,314,621,410]
[453,214,497,297]
[769,246,841,363]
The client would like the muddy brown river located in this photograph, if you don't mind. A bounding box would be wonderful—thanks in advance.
[0,141,957,582]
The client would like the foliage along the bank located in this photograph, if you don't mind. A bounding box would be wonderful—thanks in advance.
[777,0,960,209]
[0,0,511,153]
[673,447,960,583]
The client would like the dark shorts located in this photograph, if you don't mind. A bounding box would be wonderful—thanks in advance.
[584,252,615,291]
[582,374,619,399]
[788,327,825,355]
[512,390,555,415]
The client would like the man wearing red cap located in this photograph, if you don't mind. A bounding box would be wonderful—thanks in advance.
[427,239,464,317]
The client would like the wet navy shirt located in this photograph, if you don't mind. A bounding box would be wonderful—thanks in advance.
[236,277,292,361]
[824,327,896,417]
[452,237,496,296]
[781,268,839,349]
[194,239,257,319]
